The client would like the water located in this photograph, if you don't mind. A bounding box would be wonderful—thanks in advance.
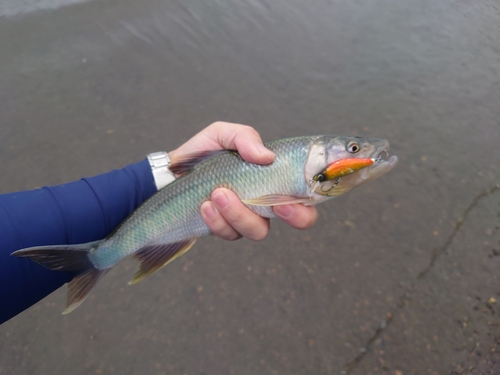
[1,0,499,374]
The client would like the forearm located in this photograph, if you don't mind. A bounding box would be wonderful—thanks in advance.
[0,159,157,323]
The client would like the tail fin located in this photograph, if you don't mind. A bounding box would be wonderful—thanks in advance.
[12,242,109,314]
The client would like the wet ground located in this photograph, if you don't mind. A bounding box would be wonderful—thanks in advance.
[1,0,499,374]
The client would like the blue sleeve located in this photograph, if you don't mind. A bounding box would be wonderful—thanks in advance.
[0,159,157,324]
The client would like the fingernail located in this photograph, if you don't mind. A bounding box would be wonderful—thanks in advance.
[202,202,216,219]
[213,191,229,209]
[275,204,294,219]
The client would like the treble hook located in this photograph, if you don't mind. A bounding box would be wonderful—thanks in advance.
[320,178,341,193]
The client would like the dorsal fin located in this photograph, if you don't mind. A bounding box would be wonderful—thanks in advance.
[169,150,229,177]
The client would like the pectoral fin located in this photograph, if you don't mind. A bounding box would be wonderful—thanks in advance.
[242,195,312,206]
[129,238,197,285]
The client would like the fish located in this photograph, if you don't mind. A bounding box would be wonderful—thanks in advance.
[12,135,398,313]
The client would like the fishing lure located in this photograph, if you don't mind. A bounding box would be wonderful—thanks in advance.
[312,158,375,182]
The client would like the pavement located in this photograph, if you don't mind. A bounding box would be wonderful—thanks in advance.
[0,0,499,374]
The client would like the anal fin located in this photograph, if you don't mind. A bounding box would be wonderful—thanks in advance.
[129,238,197,285]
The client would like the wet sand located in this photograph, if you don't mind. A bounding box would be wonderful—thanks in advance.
[1,0,499,374]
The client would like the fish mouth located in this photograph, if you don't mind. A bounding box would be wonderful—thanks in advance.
[371,142,398,166]
[373,149,389,164]
[371,140,390,163]
[360,143,398,182]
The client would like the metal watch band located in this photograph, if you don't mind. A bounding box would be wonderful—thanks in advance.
[147,151,176,190]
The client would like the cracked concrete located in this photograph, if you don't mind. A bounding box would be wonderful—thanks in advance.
[1,0,500,374]
[417,186,500,280]
[345,186,500,374]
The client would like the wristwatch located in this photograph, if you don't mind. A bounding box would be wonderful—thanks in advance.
[147,151,176,190]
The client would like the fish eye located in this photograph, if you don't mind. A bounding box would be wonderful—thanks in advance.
[347,141,360,153]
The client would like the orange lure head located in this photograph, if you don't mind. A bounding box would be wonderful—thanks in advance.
[312,158,374,182]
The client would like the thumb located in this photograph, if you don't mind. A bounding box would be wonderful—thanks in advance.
[213,122,275,165]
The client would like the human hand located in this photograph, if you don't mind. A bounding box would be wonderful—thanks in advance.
[168,122,318,241]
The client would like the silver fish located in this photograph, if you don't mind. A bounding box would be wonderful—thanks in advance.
[12,135,398,313]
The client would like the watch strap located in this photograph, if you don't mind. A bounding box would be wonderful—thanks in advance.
[147,151,176,190]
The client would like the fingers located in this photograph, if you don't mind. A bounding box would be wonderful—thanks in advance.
[208,122,275,165]
[201,188,270,241]
[200,188,318,243]
[169,122,275,166]
[273,204,318,230]
[200,200,242,241]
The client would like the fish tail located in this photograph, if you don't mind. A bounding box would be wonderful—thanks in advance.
[12,241,109,314]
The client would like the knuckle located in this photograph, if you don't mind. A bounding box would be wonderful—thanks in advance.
[238,125,257,137]
[210,121,225,129]
[220,199,244,222]
[209,121,231,135]
[213,225,241,241]
[205,216,222,232]
[202,205,244,241]
[227,211,244,227]
[239,124,255,132]
[211,222,240,241]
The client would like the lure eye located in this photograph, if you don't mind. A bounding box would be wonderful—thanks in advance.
[347,142,360,154]
[313,173,325,182]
